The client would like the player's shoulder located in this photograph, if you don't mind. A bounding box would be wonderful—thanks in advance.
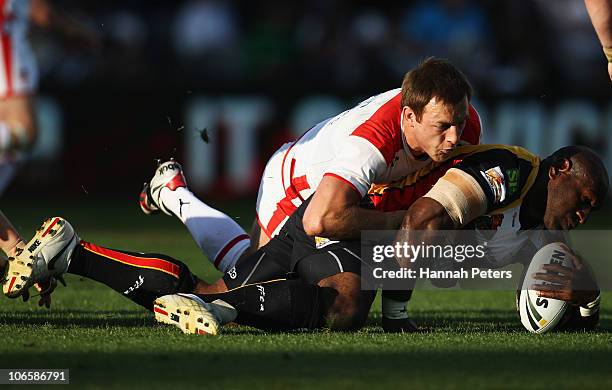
[451,145,540,212]
[348,89,403,164]
[458,144,537,162]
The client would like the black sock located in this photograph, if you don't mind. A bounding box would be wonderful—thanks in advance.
[382,290,413,302]
[67,240,197,310]
[197,279,336,331]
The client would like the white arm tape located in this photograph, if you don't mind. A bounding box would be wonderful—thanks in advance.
[423,168,488,227]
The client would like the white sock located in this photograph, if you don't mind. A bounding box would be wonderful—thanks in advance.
[159,187,250,272]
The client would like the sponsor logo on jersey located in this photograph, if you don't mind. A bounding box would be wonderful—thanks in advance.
[506,168,520,196]
[315,236,339,249]
[480,166,506,204]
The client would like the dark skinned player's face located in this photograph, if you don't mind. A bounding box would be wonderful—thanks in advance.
[543,160,602,230]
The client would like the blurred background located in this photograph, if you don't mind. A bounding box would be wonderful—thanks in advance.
[7,0,612,208]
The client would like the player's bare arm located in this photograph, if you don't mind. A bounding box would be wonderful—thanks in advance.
[302,175,405,238]
[584,0,612,81]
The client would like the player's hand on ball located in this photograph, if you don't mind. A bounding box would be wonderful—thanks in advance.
[531,246,598,306]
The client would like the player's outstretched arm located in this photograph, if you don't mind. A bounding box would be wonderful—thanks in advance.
[302,175,405,239]
[585,0,612,81]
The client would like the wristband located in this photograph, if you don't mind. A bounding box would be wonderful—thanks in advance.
[580,293,600,317]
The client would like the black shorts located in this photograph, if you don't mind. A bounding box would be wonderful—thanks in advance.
[223,234,366,290]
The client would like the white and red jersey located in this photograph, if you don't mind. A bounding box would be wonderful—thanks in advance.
[256,88,482,238]
[0,0,37,99]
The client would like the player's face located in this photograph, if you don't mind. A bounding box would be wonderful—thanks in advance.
[544,170,600,230]
[402,96,469,162]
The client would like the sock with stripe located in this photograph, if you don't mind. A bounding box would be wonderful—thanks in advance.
[382,289,413,319]
[67,241,198,310]
[159,187,250,273]
[196,279,337,331]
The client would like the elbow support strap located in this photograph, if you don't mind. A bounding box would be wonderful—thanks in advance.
[423,168,488,227]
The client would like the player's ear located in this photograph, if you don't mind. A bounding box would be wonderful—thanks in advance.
[402,106,417,126]
[548,158,572,179]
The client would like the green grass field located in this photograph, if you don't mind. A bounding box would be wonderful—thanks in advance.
[1,199,612,389]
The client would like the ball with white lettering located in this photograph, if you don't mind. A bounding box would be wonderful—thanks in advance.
[518,242,574,334]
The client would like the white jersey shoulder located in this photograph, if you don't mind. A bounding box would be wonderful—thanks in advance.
[287,88,428,198]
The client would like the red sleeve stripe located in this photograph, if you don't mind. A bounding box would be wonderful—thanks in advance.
[350,92,402,165]
[323,173,362,196]
[80,241,181,279]
[213,234,250,268]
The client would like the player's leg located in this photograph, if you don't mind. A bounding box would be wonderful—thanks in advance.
[68,241,200,310]
[155,233,367,334]
[1,217,200,309]
[156,248,375,334]
[0,210,24,281]
[181,239,375,333]
[139,160,250,273]
[155,243,338,333]
[0,96,37,149]
[294,243,376,330]
[0,95,38,195]
[139,141,290,273]
[318,272,374,330]
[157,278,337,334]
[0,210,25,258]
[381,290,417,332]
[191,230,297,296]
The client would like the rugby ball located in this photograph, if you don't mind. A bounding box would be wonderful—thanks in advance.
[518,242,573,334]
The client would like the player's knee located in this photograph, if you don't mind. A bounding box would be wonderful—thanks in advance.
[326,296,367,330]
[317,273,367,330]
